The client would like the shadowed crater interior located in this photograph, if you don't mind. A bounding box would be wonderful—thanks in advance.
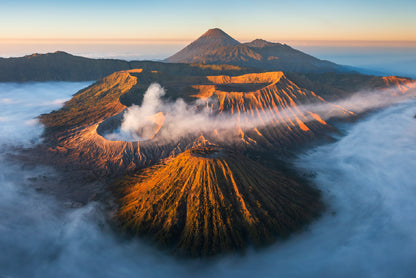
[215,82,271,92]
[97,110,165,142]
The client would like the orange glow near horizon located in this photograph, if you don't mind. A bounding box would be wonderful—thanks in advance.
[1,38,416,48]
[1,0,415,48]
[2,27,416,43]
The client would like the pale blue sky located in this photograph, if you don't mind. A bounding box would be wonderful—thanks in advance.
[0,0,415,41]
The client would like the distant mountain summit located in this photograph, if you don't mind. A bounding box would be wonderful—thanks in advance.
[166,28,240,63]
[166,28,346,73]
[244,39,276,48]
[198,28,240,45]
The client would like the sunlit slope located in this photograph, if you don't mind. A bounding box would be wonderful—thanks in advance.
[287,72,416,100]
[39,69,340,173]
[38,68,414,174]
[41,69,141,132]
[382,76,416,94]
[39,69,150,173]
[117,146,323,256]
[192,72,340,146]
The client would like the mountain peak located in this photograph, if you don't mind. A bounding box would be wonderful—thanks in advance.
[53,51,70,55]
[165,29,345,73]
[165,28,240,63]
[193,28,240,47]
[200,28,231,38]
[245,39,276,48]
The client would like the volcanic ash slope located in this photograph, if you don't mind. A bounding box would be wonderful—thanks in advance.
[116,146,323,257]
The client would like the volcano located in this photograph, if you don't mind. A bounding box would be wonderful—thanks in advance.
[38,67,414,175]
[39,69,346,174]
[166,28,240,63]
[35,60,416,257]
[166,28,345,73]
[116,146,323,256]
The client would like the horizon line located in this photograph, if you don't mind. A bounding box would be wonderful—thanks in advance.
[2,38,416,47]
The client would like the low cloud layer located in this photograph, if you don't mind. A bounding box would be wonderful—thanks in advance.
[104,82,416,143]
[0,81,91,146]
[1,82,416,277]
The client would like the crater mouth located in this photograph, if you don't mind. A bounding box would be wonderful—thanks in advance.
[190,146,224,158]
[97,110,165,142]
[215,82,271,92]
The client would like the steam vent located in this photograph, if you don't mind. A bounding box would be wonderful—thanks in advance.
[116,146,323,257]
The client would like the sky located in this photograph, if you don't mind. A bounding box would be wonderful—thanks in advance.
[1,0,415,42]
[1,0,416,77]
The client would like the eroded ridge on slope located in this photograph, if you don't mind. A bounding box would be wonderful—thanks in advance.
[40,70,415,175]
[116,146,323,257]
[192,72,346,146]
[39,70,346,173]
[382,76,416,94]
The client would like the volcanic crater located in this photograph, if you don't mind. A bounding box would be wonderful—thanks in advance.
[36,61,415,257]
[116,146,323,257]
[98,110,166,142]
[35,68,340,256]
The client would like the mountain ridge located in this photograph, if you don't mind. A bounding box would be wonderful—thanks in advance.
[0,51,252,82]
[165,28,346,73]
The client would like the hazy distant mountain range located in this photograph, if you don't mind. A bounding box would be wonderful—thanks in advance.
[0,28,354,82]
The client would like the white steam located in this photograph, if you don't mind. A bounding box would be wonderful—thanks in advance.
[1,82,416,277]
[300,85,416,117]
[119,83,165,141]
[105,82,416,142]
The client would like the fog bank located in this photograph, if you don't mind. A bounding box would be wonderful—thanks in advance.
[1,83,416,277]
[0,82,90,146]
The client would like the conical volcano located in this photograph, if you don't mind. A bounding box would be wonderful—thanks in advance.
[116,146,322,256]
[165,28,345,73]
[198,28,240,45]
[166,28,240,63]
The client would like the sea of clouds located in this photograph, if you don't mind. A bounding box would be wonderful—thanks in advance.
[0,82,415,277]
